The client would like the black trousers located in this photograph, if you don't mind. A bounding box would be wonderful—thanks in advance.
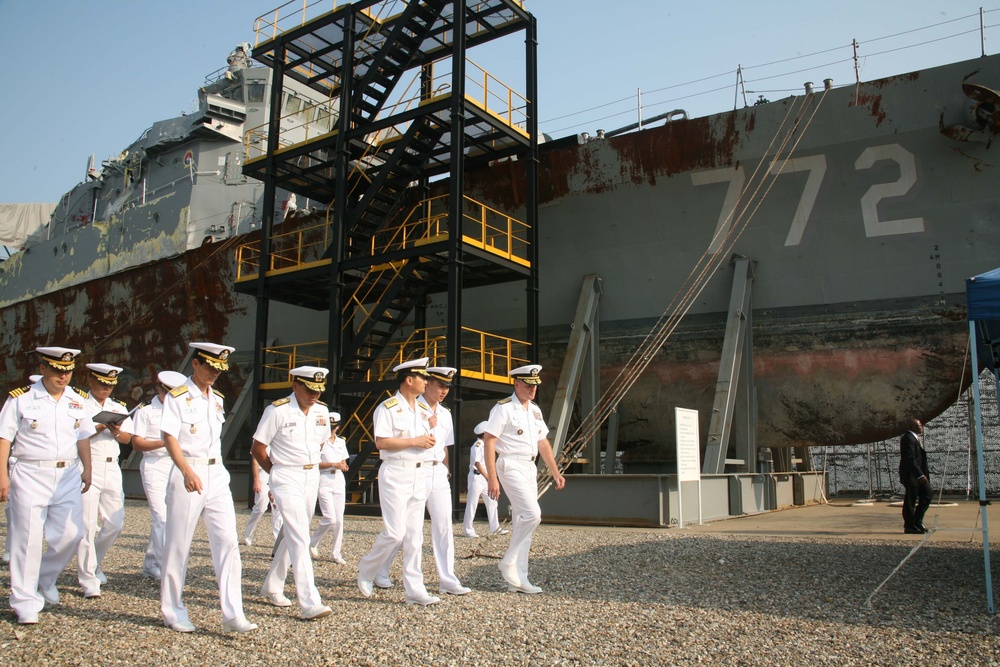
[901,476,932,529]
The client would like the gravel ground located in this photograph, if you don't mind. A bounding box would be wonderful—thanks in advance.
[1,499,998,666]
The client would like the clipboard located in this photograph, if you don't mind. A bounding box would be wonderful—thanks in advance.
[91,410,128,426]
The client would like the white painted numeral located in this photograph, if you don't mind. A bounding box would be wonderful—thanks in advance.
[854,144,924,237]
[769,154,827,246]
[691,166,746,255]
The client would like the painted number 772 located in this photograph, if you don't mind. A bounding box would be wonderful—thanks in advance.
[692,143,924,251]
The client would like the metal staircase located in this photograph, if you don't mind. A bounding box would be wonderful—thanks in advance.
[239,0,538,513]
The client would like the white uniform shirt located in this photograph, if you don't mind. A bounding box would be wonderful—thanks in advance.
[82,392,134,460]
[420,401,454,463]
[468,438,485,473]
[251,394,330,466]
[372,391,432,462]
[320,436,349,476]
[484,393,549,458]
[159,378,225,459]
[0,382,96,460]
[132,396,169,459]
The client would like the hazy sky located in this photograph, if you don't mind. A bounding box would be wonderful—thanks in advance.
[0,0,995,203]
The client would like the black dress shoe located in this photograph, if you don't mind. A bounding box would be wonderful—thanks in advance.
[904,527,923,534]
[916,525,928,533]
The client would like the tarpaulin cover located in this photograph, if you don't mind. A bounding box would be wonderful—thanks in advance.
[967,266,1000,371]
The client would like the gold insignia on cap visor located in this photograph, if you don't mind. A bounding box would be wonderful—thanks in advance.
[36,347,81,371]
[197,350,230,370]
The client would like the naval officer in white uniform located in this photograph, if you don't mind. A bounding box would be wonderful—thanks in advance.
[159,342,255,633]
[2,373,41,566]
[131,370,187,580]
[310,411,349,564]
[77,362,133,598]
[253,366,333,621]
[357,357,439,606]
[374,366,470,595]
[0,347,94,625]
[485,364,565,594]
[244,448,282,547]
[463,421,501,537]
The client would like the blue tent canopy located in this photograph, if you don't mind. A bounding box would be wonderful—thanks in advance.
[964,266,998,614]
[967,267,1000,371]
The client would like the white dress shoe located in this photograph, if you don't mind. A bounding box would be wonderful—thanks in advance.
[508,582,543,594]
[2,550,10,563]
[166,620,196,632]
[243,537,253,547]
[95,569,108,585]
[492,528,510,535]
[142,567,162,580]
[405,594,440,606]
[301,605,333,620]
[374,575,393,589]
[221,617,258,633]
[498,562,521,588]
[40,585,60,605]
[309,546,320,559]
[441,584,472,596]
[358,577,374,598]
[332,556,347,565]
[462,531,479,538]
[83,588,101,599]
[18,613,39,625]
[262,591,293,607]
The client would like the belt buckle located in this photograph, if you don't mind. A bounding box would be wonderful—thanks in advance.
[55,461,67,469]
[415,462,421,468]
[207,458,217,465]
[304,464,314,470]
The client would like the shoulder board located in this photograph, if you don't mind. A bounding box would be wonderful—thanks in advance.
[530,400,539,408]
[113,398,128,408]
[8,386,29,398]
[76,388,89,399]
[318,400,327,407]
[439,404,451,412]
[498,397,512,404]
[417,401,429,411]
[382,397,399,408]
[271,397,291,407]
[169,385,189,398]
[212,389,225,399]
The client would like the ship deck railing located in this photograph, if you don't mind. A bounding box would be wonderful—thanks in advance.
[234,193,529,281]
[243,57,527,163]
[258,326,528,388]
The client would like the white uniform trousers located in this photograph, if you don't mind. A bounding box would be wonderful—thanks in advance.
[8,461,84,618]
[77,457,125,593]
[139,455,173,575]
[261,466,323,611]
[160,463,245,626]
[310,471,346,559]
[377,463,460,590]
[496,457,542,582]
[357,464,429,599]
[244,468,282,542]
[463,470,499,534]
[2,497,12,559]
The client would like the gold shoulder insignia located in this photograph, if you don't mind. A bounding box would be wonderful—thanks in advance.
[113,398,128,408]
[317,400,328,406]
[76,388,89,399]
[272,397,291,407]
[498,397,512,404]
[169,385,189,398]
[383,397,399,409]
[417,401,430,411]
[439,404,451,412]
[8,386,29,398]
[212,388,225,399]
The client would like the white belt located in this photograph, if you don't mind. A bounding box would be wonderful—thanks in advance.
[17,459,76,468]
[500,454,536,462]
[273,463,317,470]
[97,457,116,463]
[186,457,220,465]
[381,459,424,468]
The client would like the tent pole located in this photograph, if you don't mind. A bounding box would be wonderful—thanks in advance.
[968,320,995,614]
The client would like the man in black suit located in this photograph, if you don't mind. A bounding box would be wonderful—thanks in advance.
[898,418,932,534]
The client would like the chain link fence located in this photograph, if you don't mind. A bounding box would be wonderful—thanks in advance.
[813,370,1000,497]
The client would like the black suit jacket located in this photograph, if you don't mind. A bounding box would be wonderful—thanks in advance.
[898,431,929,484]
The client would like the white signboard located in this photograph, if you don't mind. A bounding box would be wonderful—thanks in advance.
[675,407,701,482]
[674,407,702,527]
